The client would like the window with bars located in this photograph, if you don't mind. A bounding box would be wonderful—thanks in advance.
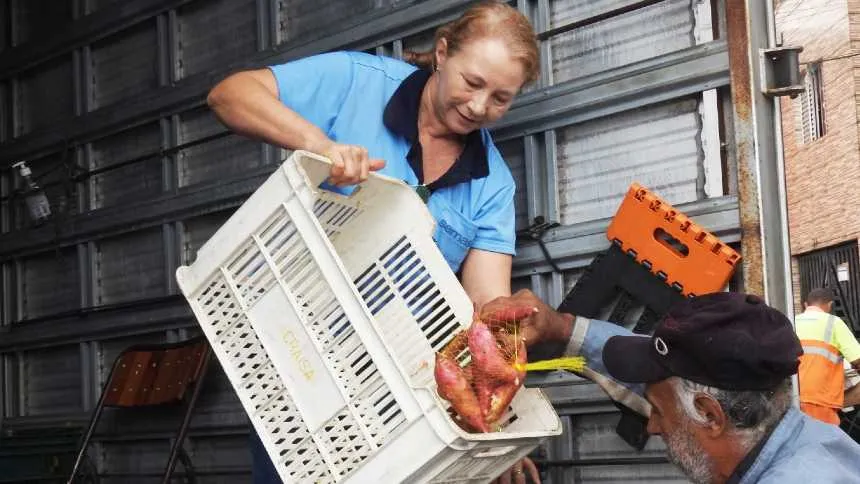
[795,62,826,144]
[798,240,860,334]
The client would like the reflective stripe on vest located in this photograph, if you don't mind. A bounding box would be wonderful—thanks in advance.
[824,313,836,343]
[801,344,843,364]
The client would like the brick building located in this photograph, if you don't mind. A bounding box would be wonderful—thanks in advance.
[776,0,860,328]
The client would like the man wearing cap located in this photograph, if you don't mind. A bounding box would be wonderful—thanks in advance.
[482,290,860,483]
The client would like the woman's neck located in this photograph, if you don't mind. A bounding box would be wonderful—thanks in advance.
[418,75,460,141]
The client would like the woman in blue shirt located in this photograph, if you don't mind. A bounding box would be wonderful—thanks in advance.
[207,1,540,482]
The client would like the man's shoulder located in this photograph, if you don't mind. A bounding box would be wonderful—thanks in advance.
[794,310,826,321]
[758,416,860,482]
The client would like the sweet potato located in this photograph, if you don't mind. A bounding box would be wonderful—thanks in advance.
[468,320,520,384]
[434,352,489,433]
[484,333,527,425]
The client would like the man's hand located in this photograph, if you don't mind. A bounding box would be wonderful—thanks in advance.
[480,289,575,349]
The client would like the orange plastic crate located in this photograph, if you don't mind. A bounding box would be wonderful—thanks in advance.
[606,183,741,297]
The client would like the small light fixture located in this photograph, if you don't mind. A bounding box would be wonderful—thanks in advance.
[12,161,52,223]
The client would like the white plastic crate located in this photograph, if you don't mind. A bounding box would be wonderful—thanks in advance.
[176,151,561,483]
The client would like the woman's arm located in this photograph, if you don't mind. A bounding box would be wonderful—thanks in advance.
[460,249,512,307]
[207,69,330,153]
[207,66,384,185]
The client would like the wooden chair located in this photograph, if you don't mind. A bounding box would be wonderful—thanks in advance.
[67,336,212,484]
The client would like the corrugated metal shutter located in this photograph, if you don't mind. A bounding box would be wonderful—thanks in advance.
[0,0,741,481]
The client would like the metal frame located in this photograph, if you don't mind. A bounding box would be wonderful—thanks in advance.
[725,0,794,314]
[492,41,730,140]
[67,337,212,484]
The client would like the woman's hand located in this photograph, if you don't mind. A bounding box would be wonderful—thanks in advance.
[492,457,540,484]
[308,139,386,186]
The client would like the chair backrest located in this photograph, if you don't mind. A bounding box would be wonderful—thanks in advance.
[102,336,210,408]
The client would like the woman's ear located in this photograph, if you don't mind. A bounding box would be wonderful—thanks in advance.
[434,37,449,71]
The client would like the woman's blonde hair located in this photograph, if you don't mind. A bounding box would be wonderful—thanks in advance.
[403,0,540,84]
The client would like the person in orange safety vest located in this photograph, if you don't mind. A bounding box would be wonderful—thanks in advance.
[795,288,860,425]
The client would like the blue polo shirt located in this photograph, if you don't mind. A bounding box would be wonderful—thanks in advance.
[268,51,517,273]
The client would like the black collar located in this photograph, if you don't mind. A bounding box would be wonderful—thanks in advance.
[382,68,489,190]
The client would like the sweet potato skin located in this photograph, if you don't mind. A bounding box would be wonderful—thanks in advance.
[484,333,527,425]
[434,352,489,433]
[468,321,520,384]
[435,306,533,433]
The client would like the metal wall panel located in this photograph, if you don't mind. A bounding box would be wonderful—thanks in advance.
[99,434,250,484]
[576,462,688,483]
[9,0,73,47]
[0,169,10,234]
[497,138,528,231]
[101,439,181,477]
[0,1,8,53]
[15,55,74,136]
[20,247,79,320]
[569,412,669,459]
[556,97,703,225]
[95,228,165,305]
[22,345,82,415]
[89,121,162,210]
[176,0,258,79]
[277,0,378,44]
[181,435,254,481]
[0,80,9,142]
[177,108,262,187]
[89,20,159,111]
[402,27,435,53]
[84,0,122,16]
[181,210,233,264]
[550,0,695,84]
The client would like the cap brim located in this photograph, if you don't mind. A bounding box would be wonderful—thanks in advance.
[602,335,672,384]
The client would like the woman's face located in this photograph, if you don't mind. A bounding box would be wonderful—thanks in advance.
[433,37,527,135]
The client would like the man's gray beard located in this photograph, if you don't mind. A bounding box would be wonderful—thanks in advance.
[662,417,715,484]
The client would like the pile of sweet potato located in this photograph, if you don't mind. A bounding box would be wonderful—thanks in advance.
[434,306,534,433]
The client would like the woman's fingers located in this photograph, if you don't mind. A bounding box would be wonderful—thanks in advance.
[342,145,363,182]
[327,149,346,181]
[323,143,385,186]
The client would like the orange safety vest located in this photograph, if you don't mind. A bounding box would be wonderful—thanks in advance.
[798,314,845,409]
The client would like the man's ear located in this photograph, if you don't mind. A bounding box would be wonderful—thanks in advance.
[694,394,727,437]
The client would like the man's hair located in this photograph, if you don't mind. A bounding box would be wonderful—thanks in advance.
[670,377,792,448]
[806,288,834,306]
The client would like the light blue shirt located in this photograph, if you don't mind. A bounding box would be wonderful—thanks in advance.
[268,51,517,273]
[567,318,860,483]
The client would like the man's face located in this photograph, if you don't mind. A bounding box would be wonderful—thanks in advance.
[645,380,716,484]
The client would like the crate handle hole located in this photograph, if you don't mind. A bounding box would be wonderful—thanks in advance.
[654,228,689,257]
